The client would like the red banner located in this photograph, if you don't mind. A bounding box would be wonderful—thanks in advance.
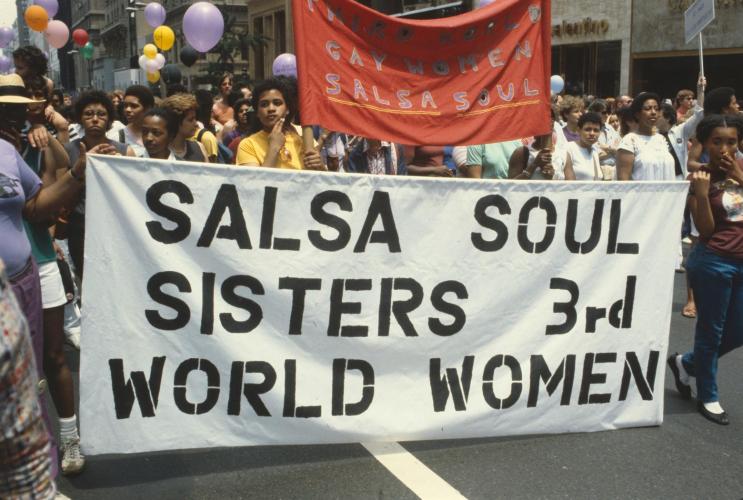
[292,0,552,146]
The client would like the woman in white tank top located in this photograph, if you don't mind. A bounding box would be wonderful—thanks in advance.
[563,112,606,181]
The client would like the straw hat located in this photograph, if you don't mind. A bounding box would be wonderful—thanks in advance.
[0,74,45,104]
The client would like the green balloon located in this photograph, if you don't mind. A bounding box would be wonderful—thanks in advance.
[81,42,94,59]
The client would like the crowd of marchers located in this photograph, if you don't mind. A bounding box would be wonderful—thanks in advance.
[1,44,742,499]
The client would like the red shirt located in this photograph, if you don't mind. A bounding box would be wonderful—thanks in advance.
[696,169,743,259]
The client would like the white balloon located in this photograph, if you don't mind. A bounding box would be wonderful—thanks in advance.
[145,58,160,73]
[154,53,166,69]
[138,55,148,70]
[550,75,565,94]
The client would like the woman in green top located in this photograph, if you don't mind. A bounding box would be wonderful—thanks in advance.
[463,140,523,179]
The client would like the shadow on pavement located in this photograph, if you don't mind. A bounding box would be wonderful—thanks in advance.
[65,443,369,489]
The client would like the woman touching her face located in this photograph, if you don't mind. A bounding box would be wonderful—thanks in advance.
[669,114,743,426]
[235,78,323,171]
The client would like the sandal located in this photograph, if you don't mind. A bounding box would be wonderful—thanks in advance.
[682,305,697,318]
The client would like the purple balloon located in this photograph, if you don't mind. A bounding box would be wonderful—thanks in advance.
[0,27,15,48]
[144,2,166,29]
[183,2,224,53]
[0,55,12,73]
[272,53,297,77]
[34,0,59,18]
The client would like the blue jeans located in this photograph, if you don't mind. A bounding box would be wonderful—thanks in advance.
[682,244,743,403]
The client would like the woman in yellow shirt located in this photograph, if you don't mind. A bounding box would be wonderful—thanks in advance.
[236,78,323,170]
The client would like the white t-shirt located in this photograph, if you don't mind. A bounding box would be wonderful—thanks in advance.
[567,142,601,180]
[523,125,568,180]
[108,120,126,137]
[618,132,676,181]
[106,125,146,157]
[598,124,621,166]
[667,106,703,178]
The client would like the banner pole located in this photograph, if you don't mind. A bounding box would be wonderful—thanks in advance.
[302,126,315,153]
[302,125,327,171]
[698,32,705,78]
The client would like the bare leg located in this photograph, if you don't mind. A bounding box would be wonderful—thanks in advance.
[43,304,76,418]
[682,238,697,318]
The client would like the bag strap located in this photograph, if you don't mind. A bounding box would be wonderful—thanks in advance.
[197,128,206,142]
[119,128,125,143]
[662,133,683,177]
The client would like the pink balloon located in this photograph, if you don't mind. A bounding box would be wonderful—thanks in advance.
[34,0,58,18]
[45,19,69,49]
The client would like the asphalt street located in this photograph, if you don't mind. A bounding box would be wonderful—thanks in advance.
[56,267,743,499]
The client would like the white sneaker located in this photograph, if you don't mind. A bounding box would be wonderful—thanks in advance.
[64,327,81,350]
[60,436,85,475]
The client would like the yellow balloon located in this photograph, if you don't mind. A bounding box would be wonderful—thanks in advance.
[146,70,160,83]
[143,44,158,59]
[153,26,175,52]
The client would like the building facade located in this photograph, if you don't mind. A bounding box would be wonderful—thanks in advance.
[550,0,631,98]
[61,0,250,92]
[70,0,106,90]
[15,0,31,48]
[247,0,289,81]
[631,1,743,98]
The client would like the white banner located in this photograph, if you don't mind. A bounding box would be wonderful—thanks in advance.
[80,156,688,455]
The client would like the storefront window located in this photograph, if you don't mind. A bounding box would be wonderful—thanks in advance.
[633,53,743,101]
[552,41,621,98]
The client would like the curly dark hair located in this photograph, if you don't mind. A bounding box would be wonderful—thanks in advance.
[578,112,602,129]
[12,46,48,76]
[630,92,660,119]
[74,90,115,130]
[24,74,49,99]
[695,114,743,145]
[124,85,155,110]
[704,87,736,115]
[51,88,64,105]
[232,98,250,115]
[143,107,178,139]
[249,77,298,134]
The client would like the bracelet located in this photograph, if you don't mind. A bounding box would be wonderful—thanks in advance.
[69,168,84,182]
